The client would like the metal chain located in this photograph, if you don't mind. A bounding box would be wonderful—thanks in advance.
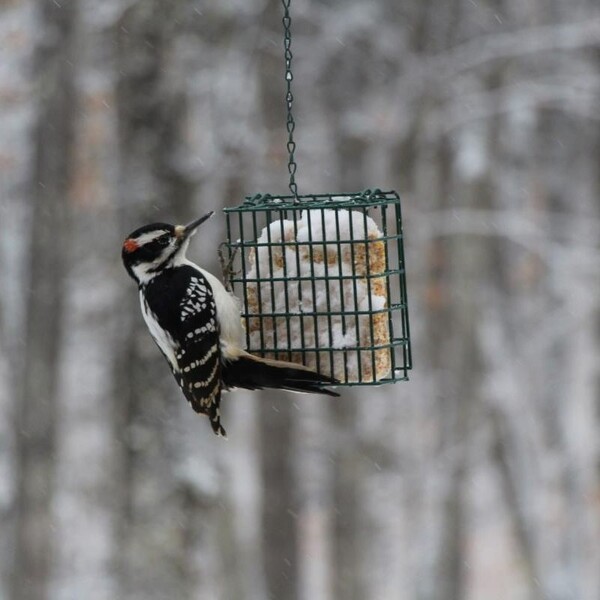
[281,0,299,201]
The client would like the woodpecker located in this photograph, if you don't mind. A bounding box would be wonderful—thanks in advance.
[121,211,339,437]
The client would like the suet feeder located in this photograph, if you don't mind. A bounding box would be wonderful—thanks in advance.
[222,2,412,385]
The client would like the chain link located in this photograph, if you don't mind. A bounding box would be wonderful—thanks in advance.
[281,0,299,201]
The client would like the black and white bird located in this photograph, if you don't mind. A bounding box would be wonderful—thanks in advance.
[122,212,339,437]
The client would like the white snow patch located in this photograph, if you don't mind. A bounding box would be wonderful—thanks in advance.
[246,209,390,382]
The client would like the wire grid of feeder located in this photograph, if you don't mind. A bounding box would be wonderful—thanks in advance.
[223,190,412,385]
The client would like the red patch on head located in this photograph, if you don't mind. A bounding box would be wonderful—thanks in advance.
[123,238,139,253]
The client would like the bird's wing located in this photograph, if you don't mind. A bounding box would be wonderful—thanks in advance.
[143,266,224,434]
[173,271,223,420]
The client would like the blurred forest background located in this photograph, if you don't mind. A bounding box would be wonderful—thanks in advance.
[1,0,600,599]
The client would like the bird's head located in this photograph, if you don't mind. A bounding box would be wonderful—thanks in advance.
[121,212,214,285]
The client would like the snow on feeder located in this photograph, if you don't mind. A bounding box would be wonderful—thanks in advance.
[223,190,411,385]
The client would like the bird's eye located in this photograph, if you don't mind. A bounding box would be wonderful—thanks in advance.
[158,235,171,246]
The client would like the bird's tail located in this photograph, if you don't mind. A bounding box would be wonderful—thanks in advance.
[222,351,340,396]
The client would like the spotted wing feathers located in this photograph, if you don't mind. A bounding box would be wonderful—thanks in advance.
[175,275,225,436]
[142,267,226,437]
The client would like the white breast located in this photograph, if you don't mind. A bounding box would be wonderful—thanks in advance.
[140,292,180,372]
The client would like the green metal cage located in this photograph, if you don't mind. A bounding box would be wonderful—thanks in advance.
[222,189,412,386]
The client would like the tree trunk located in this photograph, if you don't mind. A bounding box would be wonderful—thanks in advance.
[10,1,78,598]
[110,1,212,597]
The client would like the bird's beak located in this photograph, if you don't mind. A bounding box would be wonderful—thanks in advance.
[175,211,214,241]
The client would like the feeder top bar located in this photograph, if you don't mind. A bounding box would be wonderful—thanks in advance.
[223,189,400,213]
